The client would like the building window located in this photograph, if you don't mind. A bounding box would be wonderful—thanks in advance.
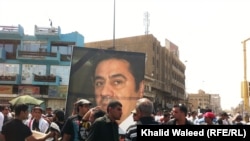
[4,44,13,53]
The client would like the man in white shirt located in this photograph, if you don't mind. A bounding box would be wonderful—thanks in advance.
[28,106,49,133]
[187,111,198,123]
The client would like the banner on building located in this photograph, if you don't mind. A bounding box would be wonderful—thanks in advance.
[48,85,68,98]
[18,86,40,95]
[0,85,13,94]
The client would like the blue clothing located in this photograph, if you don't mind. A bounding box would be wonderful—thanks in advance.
[195,117,217,125]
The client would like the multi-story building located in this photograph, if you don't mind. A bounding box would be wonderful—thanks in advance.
[84,34,186,111]
[188,90,211,113]
[0,24,84,110]
[188,89,222,114]
[210,94,222,114]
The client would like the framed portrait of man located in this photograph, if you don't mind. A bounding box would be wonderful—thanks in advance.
[65,47,145,131]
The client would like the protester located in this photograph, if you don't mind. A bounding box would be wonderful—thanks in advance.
[166,104,193,125]
[187,111,198,123]
[1,106,12,124]
[131,109,139,122]
[125,98,159,141]
[86,99,122,141]
[0,104,55,141]
[193,113,204,125]
[160,111,171,125]
[0,105,4,132]
[88,108,106,124]
[45,107,54,122]
[217,111,230,125]
[80,106,106,139]
[204,112,216,125]
[154,111,163,123]
[28,106,50,133]
[52,109,65,131]
[61,99,91,141]
[232,113,244,125]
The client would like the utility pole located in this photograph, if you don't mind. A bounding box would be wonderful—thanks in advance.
[241,38,250,113]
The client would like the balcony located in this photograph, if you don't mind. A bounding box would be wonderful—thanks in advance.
[0,74,21,84]
[16,50,61,64]
[0,25,24,39]
[34,25,61,40]
[32,74,61,86]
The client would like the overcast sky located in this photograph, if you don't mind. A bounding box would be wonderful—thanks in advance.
[2,0,250,110]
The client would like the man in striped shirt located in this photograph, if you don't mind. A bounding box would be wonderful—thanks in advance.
[125,98,159,141]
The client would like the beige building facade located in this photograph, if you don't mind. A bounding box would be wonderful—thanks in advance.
[84,34,186,111]
[188,89,222,114]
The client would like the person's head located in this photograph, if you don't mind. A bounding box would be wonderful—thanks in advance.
[156,111,162,116]
[204,112,215,125]
[131,109,139,122]
[135,98,154,119]
[14,104,29,120]
[75,99,92,116]
[89,109,106,123]
[233,114,243,122]
[162,112,171,123]
[32,106,43,120]
[191,111,197,118]
[219,111,229,120]
[2,106,10,116]
[197,113,203,119]
[53,109,65,122]
[106,99,122,121]
[205,108,212,112]
[92,53,145,123]
[171,104,188,121]
[46,107,53,115]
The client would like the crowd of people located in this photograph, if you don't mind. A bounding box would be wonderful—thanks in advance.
[154,106,250,126]
[0,97,249,141]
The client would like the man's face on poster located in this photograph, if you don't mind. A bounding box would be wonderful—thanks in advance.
[94,58,143,123]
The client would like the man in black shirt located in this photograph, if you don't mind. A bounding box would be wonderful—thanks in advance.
[61,99,92,141]
[166,104,193,125]
[86,100,122,141]
[0,104,55,141]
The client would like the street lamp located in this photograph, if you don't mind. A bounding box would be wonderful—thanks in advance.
[241,38,250,113]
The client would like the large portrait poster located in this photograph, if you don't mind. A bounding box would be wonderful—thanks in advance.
[65,47,145,132]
